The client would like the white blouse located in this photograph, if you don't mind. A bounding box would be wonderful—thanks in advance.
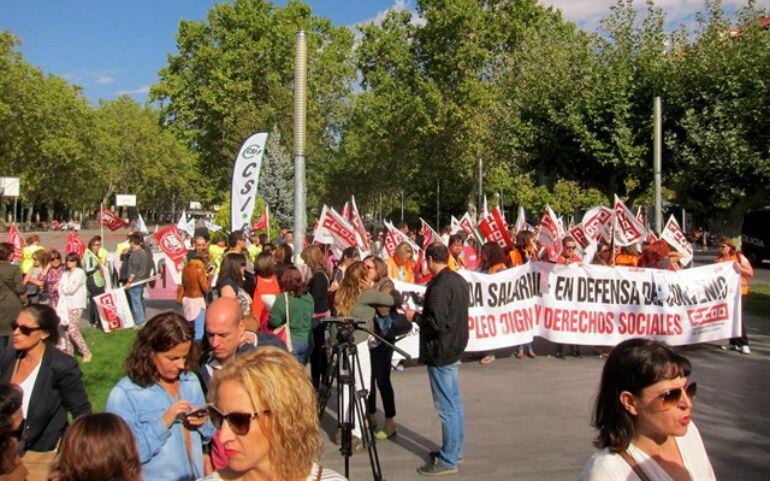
[58,268,87,311]
[18,360,42,417]
[580,422,717,481]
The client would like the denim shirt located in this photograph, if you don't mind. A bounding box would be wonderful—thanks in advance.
[106,372,214,481]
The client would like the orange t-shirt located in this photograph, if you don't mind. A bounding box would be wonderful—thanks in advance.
[252,275,280,331]
[615,254,639,267]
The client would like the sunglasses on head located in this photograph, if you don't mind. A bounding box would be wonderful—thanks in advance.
[652,382,697,408]
[207,405,270,435]
[11,322,42,336]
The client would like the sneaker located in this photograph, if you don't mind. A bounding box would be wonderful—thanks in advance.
[374,427,397,440]
[417,465,459,476]
[430,451,463,465]
[740,345,751,355]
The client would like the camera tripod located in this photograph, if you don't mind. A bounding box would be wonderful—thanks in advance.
[317,317,412,481]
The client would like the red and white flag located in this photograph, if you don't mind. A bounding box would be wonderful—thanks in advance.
[316,206,359,250]
[94,289,135,332]
[251,204,269,232]
[5,224,23,262]
[514,206,527,233]
[582,206,613,243]
[65,234,86,259]
[383,220,420,260]
[419,218,443,250]
[478,208,512,250]
[100,206,125,231]
[349,196,369,248]
[661,215,694,265]
[153,225,187,285]
[613,195,646,246]
[537,205,561,257]
[569,224,591,250]
[340,201,351,223]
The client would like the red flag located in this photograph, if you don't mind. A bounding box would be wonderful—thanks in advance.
[537,205,561,257]
[569,224,590,250]
[100,207,125,231]
[582,206,613,243]
[65,234,86,259]
[349,196,368,248]
[420,218,443,250]
[251,205,269,232]
[154,225,187,284]
[477,208,512,250]
[316,206,358,249]
[5,224,24,261]
[613,195,645,246]
[340,202,351,223]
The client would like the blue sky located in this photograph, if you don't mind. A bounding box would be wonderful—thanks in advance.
[0,0,755,104]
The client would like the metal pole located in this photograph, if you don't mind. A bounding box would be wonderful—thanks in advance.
[400,190,404,223]
[13,197,17,224]
[681,208,686,233]
[293,30,307,258]
[653,96,663,234]
[478,157,483,219]
[436,180,440,228]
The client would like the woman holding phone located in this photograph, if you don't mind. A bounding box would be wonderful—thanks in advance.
[107,312,214,481]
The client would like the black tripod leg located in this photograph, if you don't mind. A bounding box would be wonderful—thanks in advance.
[317,346,340,418]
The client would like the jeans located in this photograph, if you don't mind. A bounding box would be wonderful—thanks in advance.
[193,308,206,342]
[292,338,312,365]
[127,285,146,326]
[427,361,464,468]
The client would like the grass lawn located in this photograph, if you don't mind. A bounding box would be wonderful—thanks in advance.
[80,328,136,411]
[746,283,770,318]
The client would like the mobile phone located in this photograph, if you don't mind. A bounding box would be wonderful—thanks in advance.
[186,405,209,419]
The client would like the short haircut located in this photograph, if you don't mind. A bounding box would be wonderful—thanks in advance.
[0,242,13,262]
[208,347,321,481]
[592,338,691,452]
[255,251,275,278]
[64,252,81,269]
[227,230,245,249]
[279,266,306,297]
[258,233,268,246]
[562,236,576,247]
[125,312,193,387]
[425,242,449,264]
[128,232,143,245]
[21,304,60,346]
[341,246,359,262]
[448,234,464,246]
[88,236,102,251]
[53,413,140,481]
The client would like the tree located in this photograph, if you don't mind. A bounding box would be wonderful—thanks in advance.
[151,0,355,207]
[259,125,294,227]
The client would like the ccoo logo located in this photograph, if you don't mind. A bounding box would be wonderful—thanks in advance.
[242,144,263,159]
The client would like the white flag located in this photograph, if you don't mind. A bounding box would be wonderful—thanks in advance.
[231,132,268,233]
[661,215,694,265]
[514,206,526,233]
[205,221,223,232]
[613,195,646,246]
[176,211,195,237]
[136,214,148,234]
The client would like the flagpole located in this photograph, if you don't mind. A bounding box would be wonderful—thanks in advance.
[610,205,617,266]
[266,204,270,242]
[100,201,104,244]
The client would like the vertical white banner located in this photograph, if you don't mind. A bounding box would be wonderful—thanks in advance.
[231,132,268,233]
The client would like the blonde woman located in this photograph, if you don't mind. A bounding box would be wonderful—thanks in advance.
[386,243,415,283]
[198,347,346,481]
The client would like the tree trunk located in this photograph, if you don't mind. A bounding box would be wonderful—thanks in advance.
[709,203,748,247]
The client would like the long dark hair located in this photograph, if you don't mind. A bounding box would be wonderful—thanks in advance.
[592,338,692,452]
[0,384,23,475]
[125,312,193,387]
[219,252,246,289]
[480,242,506,272]
[21,304,60,346]
[51,413,141,481]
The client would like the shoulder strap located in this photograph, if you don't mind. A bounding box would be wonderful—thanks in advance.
[284,292,290,327]
[315,465,323,481]
[619,450,653,481]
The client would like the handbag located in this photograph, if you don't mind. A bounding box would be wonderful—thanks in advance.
[272,292,293,352]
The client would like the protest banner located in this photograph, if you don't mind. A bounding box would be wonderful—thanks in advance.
[389,262,741,354]
[231,132,268,233]
[153,225,187,284]
[477,208,512,250]
[5,224,23,261]
[94,289,135,332]
[65,234,86,259]
[569,224,590,250]
[613,195,646,246]
[537,205,561,259]
[661,215,694,265]
[100,206,125,231]
[315,205,359,252]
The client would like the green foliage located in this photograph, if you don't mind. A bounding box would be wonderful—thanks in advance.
[212,194,279,239]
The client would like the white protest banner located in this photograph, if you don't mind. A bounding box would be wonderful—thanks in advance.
[514,206,526,233]
[661,215,694,265]
[349,196,369,248]
[383,220,420,260]
[136,214,149,234]
[316,206,358,252]
[477,208,512,250]
[153,225,187,284]
[312,208,336,245]
[94,289,135,332]
[231,132,268,233]
[537,205,561,258]
[613,195,646,246]
[582,206,613,243]
[176,211,195,237]
[390,262,741,353]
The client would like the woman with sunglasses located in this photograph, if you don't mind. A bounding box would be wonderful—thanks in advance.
[40,250,63,310]
[0,383,25,479]
[714,237,754,354]
[581,338,715,481]
[107,312,214,481]
[58,253,91,362]
[83,236,107,328]
[198,346,346,481]
[0,304,91,481]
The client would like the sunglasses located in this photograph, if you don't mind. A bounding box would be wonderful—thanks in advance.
[11,322,42,336]
[208,405,270,435]
[651,382,697,408]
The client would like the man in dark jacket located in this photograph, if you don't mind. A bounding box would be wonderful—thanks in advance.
[407,242,469,476]
[0,242,25,352]
[197,297,285,393]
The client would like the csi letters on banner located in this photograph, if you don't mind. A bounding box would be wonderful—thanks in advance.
[392,261,741,354]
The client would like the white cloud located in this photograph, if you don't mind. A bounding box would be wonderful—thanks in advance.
[94,72,115,85]
[116,85,151,96]
[60,68,118,86]
[352,0,425,39]
[540,0,757,32]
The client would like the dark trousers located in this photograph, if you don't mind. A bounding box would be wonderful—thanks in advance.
[87,285,105,327]
[310,323,328,389]
[729,299,749,346]
[367,343,396,418]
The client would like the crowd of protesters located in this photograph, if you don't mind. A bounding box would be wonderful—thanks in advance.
[0,211,751,479]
